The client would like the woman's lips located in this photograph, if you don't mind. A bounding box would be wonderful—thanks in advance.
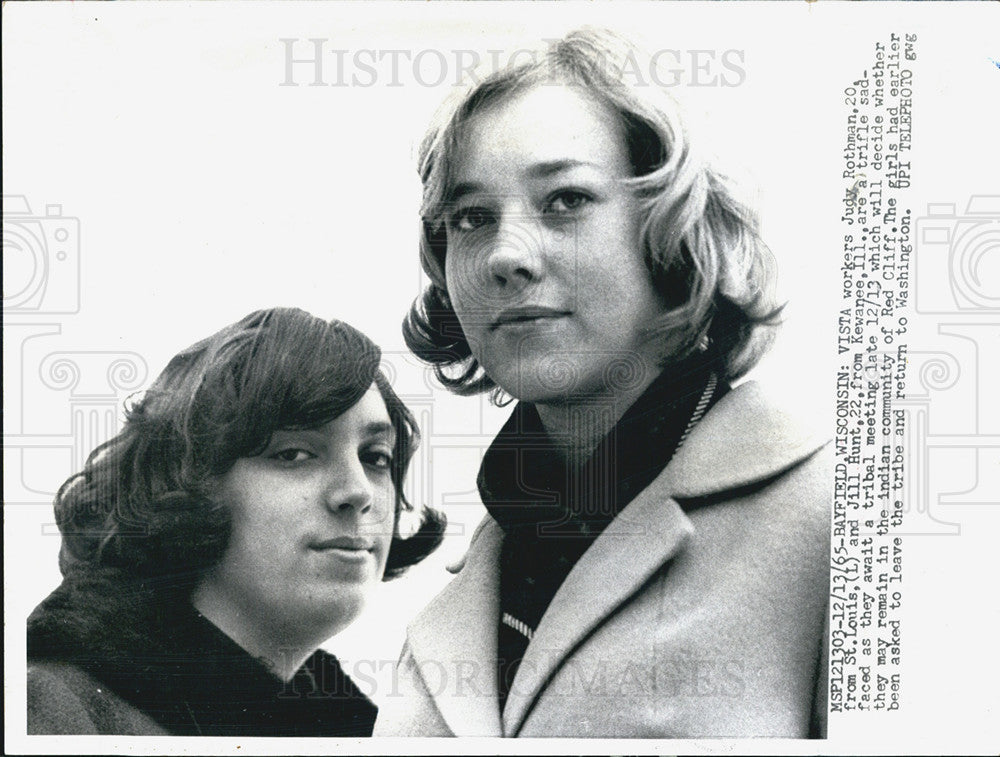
[310,536,375,553]
[491,305,570,330]
[310,537,375,565]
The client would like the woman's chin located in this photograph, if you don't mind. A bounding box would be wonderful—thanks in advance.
[302,591,368,642]
[485,357,581,404]
[491,370,603,407]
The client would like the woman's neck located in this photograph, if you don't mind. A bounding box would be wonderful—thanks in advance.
[190,580,326,682]
[534,367,660,466]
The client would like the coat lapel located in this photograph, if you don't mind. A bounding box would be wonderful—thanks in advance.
[501,486,694,736]
[404,518,505,737]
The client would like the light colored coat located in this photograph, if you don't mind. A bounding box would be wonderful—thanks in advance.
[375,381,831,738]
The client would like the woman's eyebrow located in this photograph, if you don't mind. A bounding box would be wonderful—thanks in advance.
[524,158,600,179]
[363,421,396,441]
[270,427,324,443]
[447,160,601,204]
[446,181,484,204]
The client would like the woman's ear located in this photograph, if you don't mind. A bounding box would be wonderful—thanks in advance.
[394,503,421,540]
[446,552,467,575]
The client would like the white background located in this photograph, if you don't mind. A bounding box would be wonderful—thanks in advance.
[4,2,998,754]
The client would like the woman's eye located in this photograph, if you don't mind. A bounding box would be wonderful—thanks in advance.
[448,206,494,232]
[362,449,394,470]
[270,448,314,464]
[545,190,591,214]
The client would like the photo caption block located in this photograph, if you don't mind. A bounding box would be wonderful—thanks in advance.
[831,31,917,715]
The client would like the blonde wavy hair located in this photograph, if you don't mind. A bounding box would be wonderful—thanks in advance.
[403,27,781,397]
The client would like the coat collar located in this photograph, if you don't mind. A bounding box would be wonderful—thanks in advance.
[665,379,829,498]
[28,568,377,736]
[405,380,828,736]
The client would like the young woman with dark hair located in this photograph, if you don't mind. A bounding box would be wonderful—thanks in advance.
[376,28,830,738]
[27,307,445,736]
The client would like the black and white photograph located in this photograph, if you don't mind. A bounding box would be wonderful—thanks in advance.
[4,2,998,754]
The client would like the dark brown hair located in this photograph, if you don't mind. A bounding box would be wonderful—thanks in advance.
[55,307,445,584]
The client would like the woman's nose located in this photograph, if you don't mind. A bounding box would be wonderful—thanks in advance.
[486,212,544,288]
[323,459,374,515]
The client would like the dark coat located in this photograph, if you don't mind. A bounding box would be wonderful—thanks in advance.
[375,381,831,738]
[27,569,376,736]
